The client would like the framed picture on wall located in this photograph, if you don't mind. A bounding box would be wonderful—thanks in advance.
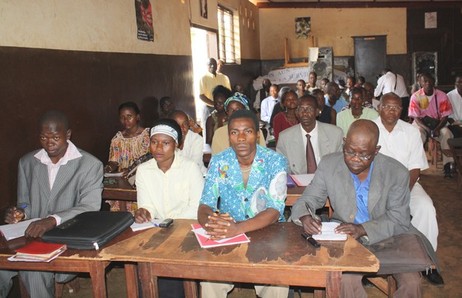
[200,0,208,19]
[295,17,311,39]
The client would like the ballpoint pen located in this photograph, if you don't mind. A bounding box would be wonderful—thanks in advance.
[301,232,321,248]
[305,202,321,222]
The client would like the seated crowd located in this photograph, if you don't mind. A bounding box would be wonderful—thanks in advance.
[2,70,461,298]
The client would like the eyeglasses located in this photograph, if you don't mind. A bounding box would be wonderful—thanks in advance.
[343,149,373,161]
[381,105,402,111]
[297,106,316,113]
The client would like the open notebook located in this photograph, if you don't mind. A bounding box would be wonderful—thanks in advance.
[312,222,347,241]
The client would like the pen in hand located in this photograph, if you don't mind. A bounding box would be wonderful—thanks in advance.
[305,202,321,222]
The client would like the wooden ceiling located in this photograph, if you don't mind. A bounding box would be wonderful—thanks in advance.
[254,0,462,8]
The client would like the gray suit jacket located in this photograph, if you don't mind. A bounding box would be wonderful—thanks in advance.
[17,148,103,223]
[276,121,343,174]
[291,152,439,268]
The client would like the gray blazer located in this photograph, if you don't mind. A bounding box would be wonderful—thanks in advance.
[291,152,439,268]
[276,121,343,174]
[17,148,103,223]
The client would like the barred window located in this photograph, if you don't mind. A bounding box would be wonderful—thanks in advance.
[217,5,237,64]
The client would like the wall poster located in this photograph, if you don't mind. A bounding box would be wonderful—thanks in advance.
[295,17,311,39]
[135,0,154,41]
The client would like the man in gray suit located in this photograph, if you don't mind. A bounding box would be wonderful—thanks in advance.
[1,111,103,298]
[292,119,439,297]
[276,95,343,174]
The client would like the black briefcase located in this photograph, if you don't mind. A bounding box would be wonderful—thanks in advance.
[42,211,134,250]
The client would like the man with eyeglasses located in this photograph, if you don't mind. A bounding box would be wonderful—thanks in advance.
[276,95,343,174]
[375,92,443,285]
[291,119,439,297]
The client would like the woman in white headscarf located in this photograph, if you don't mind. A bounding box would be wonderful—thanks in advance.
[134,118,204,222]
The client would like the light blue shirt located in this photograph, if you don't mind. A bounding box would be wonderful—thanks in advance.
[350,162,374,224]
[200,145,288,222]
[325,95,348,113]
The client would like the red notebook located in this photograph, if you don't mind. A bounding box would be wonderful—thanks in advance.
[191,223,250,248]
[10,241,67,262]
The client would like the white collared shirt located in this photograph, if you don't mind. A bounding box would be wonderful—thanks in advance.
[33,140,82,225]
[374,71,409,98]
[34,140,82,189]
[260,96,279,123]
[299,122,321,165]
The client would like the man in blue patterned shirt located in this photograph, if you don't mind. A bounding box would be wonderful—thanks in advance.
[198,109,289,298]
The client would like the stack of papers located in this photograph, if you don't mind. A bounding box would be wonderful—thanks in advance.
[290,174,315,187]
[0,218,40,241]
[312,222,347,241]
[8,241,67,262]
[191,223,250,248]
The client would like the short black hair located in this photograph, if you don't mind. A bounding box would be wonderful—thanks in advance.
[227,109,259,132]
[298,94,319,109]
[281,90,297,104]
[212,85,232,101]
[420,72,435,84]
[151,118,182,143]
[160,96,172,106]
[351,87,364,98]
[118,101,140,115]
[39,110,69,131]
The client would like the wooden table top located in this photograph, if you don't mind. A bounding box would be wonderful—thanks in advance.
[102,177,137,201]
[100,219,379,273]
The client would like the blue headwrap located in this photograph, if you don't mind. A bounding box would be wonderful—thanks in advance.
[224,92,250,110]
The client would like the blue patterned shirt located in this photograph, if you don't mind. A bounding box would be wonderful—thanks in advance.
[200,145,288,222]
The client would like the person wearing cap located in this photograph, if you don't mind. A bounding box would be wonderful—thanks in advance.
[134,118,204,297]
[199,109,289,298]
[211,93,266,155]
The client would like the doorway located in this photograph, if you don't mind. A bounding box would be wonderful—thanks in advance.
[353,35,387,85]
[190,27,218,126]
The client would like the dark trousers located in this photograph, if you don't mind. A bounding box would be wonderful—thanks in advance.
[400,96,410,121]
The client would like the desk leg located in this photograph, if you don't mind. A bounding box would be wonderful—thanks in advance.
[125,263,138,298]
[326,271,341,298]
[183,280,198,298]
[89,261,108,298]
[138,263,158,298]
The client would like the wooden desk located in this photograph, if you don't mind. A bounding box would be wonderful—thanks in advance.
[286,186,332,218]
[0,228,137,298]
[101,219,379,298]
[102,177,137,202]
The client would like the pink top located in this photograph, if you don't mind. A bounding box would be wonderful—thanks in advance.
[409,88,452,119]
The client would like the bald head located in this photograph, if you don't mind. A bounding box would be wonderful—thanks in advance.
[346,119,379,147]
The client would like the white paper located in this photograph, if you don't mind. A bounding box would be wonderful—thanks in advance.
[130,219,163,232]
[192,226,245,244]
[290,174,315,187]
[312,222,347,241]
[0,218,40,241]
[309,47,319,62]
[104,172,124,178]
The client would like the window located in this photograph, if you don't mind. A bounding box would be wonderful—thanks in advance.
[217,5,239,64]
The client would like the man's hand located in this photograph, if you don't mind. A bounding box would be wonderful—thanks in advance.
[134,208,151,223]
[335,223,366,239]
[4,207,25,224]
[300,214,322,235]
[25,217,56,238]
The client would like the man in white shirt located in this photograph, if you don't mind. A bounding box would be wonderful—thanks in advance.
[374,69,410,121]
[260,84,279,124]
[0,111,103,297]
[170,110,207,175]
[374,92,443,286]
[447,75,462,137]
